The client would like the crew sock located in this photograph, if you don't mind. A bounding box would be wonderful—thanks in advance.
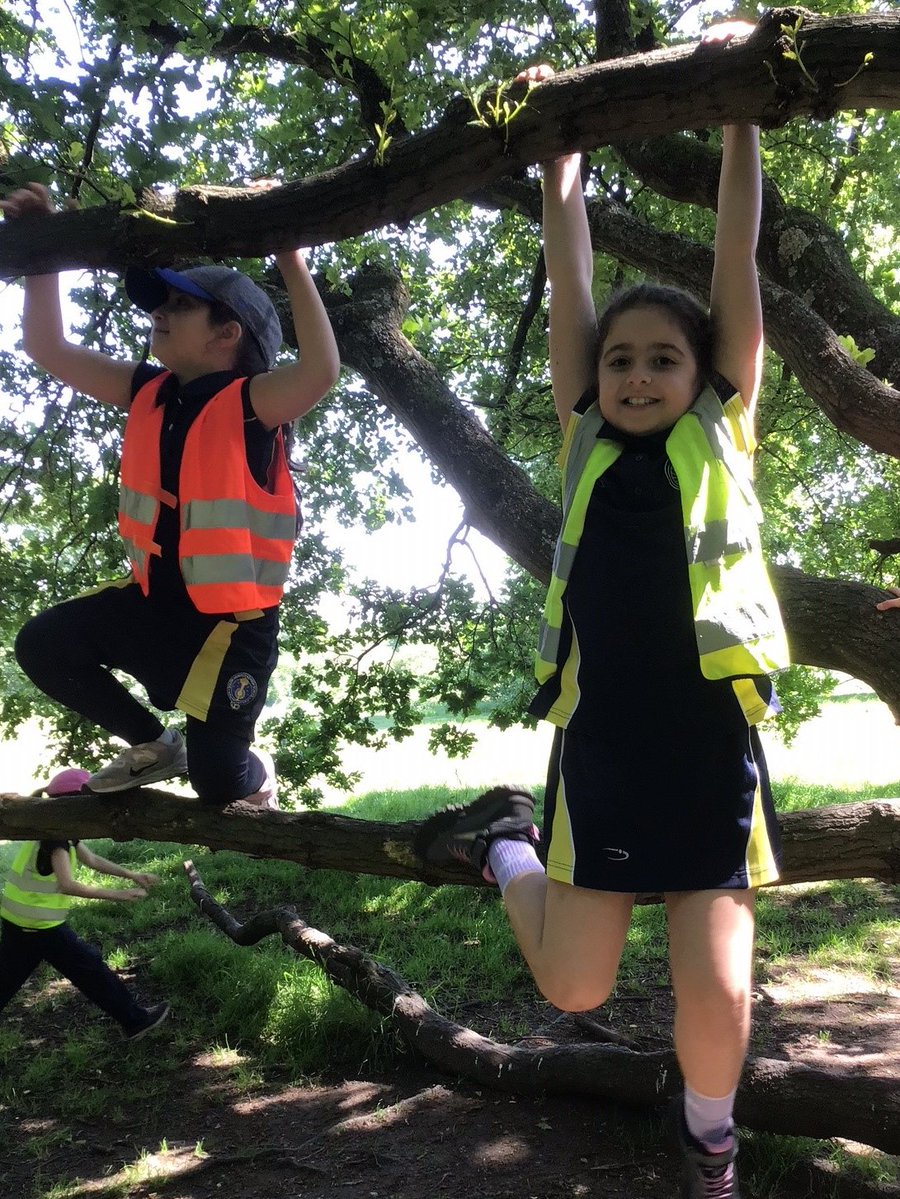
[486,838,543,894]
[157,727,180,747]
[683,1085,736,1149]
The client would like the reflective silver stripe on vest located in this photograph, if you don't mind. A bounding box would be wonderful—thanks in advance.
[121,485,159,526]
[123,540,148,572]
[181,555,289,588]
[0,896,65,924]
[5,866,59,894]
[181,499,296,542]
[695,604,772,655]
[685,521,753,565]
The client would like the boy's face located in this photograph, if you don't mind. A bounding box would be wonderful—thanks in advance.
[150,289,233,378]
[596,306,700,436]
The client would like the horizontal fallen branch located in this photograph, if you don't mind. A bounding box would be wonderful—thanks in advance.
[0,792,898,890]
[182,859,900,1153]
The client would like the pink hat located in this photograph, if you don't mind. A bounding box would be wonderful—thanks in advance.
[46,768,92,796]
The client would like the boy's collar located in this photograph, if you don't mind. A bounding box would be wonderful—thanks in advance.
[154,369,241,405]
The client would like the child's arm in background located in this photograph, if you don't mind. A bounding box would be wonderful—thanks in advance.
[704,22,764,414]
[51,845,148,901]
[248,249,341,430]
[75,842,159,888]
[518,66,598,430]
[0,184,138,409]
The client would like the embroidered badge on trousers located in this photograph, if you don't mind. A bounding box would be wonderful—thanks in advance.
[226,672,259,710]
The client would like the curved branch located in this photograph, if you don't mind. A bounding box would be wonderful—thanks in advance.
[145,20,408,141]
[321,266,560,582]
[2,12,899,275]
[182,859,900,1152]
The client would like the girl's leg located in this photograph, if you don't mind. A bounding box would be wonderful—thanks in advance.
[0,918,44,1011]
[38,924,149,1033]
[500,873,634,1012]
[666,888,757,1101]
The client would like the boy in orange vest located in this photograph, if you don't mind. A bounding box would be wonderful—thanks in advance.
[1,768,170,1038]
[1,183,340,807]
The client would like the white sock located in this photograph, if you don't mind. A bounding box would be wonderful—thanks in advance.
[157,727,179,746]
[684,1085,736,1148]
[487,839,543,894]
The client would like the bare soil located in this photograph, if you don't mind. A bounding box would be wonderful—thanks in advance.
[4,974,900,1199]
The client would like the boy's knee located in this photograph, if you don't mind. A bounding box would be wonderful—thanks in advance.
[188,754,258,804]
[15,608,73,674]
[15,614,50,676]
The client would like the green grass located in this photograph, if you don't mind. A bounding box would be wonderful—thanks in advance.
[1,775,898,1198]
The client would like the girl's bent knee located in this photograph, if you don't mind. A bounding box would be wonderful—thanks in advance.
[537,975,615,1013]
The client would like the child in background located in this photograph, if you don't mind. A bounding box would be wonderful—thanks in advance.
[1,183,340,807]
[0,768,170,1038]
[417,29,786,1199]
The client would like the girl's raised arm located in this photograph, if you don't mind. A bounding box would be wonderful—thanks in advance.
[518,66,598,430]
[710,122,764,413]
[544,151,599,429]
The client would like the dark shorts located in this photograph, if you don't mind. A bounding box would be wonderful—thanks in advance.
[542,719,782,893]
[61,579,278,739]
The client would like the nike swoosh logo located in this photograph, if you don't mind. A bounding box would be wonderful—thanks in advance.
[129,764,157,777]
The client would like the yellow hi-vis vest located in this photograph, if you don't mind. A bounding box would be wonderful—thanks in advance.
[1,841,75,929]
[534,384,789,726]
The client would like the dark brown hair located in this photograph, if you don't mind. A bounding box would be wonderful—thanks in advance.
[207,298,269,377]
[596,284,714,383]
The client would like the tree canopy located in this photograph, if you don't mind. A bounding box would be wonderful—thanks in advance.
[1,0,899,804]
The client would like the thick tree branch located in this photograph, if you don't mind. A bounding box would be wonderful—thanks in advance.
[2,12,898,275]
[594,0,638,60]
[182,859,900,1152]
[1,793,897,890]
[320,266,560,582]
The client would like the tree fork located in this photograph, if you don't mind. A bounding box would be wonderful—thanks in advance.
[182,859,900,1152]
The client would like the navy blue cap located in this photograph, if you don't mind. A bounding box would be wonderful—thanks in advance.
[124,265,283,369]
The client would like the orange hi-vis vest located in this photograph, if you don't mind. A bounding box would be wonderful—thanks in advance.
[119,373,297,613]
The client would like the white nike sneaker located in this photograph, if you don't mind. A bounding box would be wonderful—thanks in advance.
[86,730,188,793]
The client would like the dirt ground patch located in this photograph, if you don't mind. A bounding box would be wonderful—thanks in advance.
[4,977,900,1199]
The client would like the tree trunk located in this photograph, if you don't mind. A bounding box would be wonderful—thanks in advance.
[1,793,897,887]
[181,860,900,1153]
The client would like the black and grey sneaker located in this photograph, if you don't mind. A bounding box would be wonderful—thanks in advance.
[87,730,187,793]
[672,1097,740,1199]
[414,786,538,879]
[126,1001,171,1041]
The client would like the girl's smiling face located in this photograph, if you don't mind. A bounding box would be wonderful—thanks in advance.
[597,306,702,435]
